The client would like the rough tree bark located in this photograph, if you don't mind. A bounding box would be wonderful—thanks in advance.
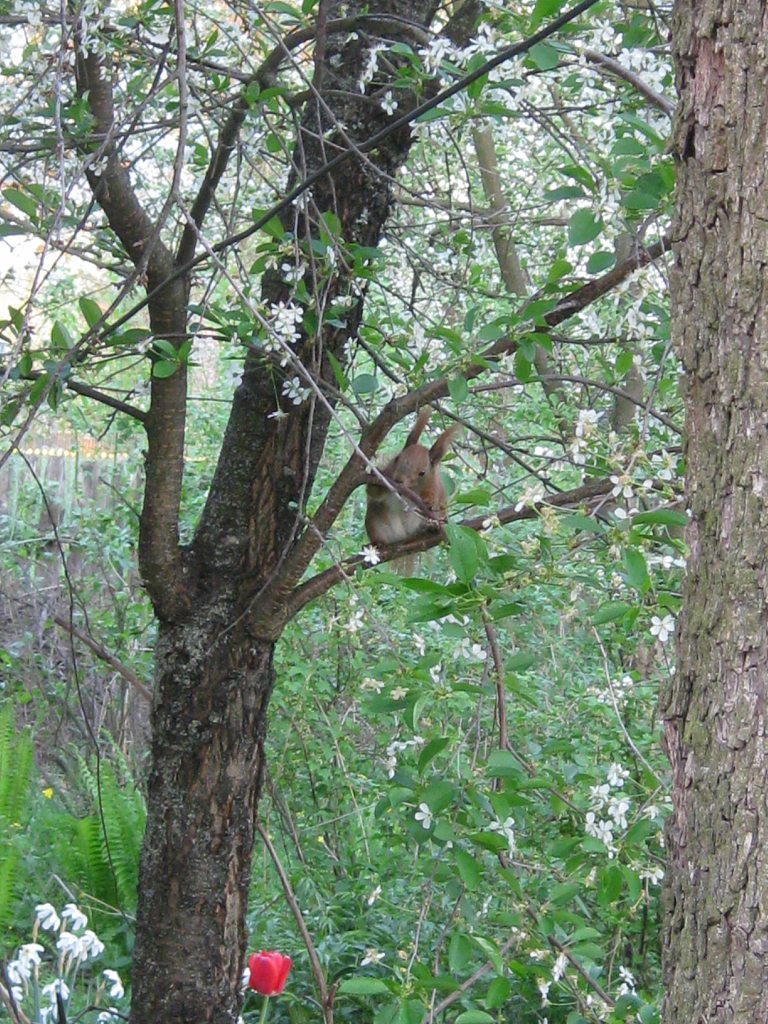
[663,1,768,1020]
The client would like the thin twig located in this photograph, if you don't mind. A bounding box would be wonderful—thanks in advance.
[256,821,335,1024]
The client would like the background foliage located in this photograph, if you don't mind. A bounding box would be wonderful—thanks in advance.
[0,0,679,1022]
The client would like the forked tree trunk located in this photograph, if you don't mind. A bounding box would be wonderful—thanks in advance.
[122,3,462,1021]
[663,2,768,1019]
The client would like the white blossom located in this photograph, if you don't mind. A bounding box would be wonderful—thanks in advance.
[617,965,635,995]
[361,677,384,694]
[575,408,600,438]
[589,783,611,810]
[514,484,545,512]
[552,952,568,981]
[650,613,675,643]
[489,815,516,854]
[380,91,398,115]
[414,802,433,829]
[366,884,381,906]
[610,474,634,499]
[607,794,630,829]
[639,864,664,885]
[361,545,381,565]
[360,947,385,966]
[281,376,311,405]
[607,762,629,787]
[390,686,408,700]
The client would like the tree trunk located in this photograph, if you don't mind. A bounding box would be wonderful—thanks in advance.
[663,2,768,1020]
[131,606,275,1023]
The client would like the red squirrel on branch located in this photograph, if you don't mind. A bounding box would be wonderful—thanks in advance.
[365,409,459,547]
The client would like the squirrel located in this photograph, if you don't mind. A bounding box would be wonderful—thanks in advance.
[365,408,459,547]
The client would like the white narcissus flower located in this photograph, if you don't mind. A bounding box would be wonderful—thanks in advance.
[366,884,381,906]
[35,903,61,931]
[103,969,124,999]
[62,903,88,931]
[42,979,70,1002]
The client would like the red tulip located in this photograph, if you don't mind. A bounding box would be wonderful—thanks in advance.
[247,951,292,996]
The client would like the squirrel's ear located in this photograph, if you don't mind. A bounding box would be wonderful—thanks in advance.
[404,407,431,447]
[429,425,460,465]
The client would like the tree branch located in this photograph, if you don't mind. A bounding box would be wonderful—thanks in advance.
[7,368,147,422]
[282,477,615,621]
[52,614,152,703]
[74,23,190,620]
[583,47,675,116]
[259,234,671,617]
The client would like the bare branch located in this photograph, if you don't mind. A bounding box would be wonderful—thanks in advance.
[256,821,334,1023]
[52,614,152,704]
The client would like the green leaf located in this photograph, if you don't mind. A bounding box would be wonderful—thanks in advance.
[454,847,481,890]
[421,779,455,813]
[456,1013,495,1024]
[448,376,469,404]
[415,106,450,123]
[486,750,521,779]
[448,932,473,973]
[568,209,604,246]
[623,547,651,595]
[514,351,532,382]
[530,0,568,30]
[78,296,102,327]
[3,187,37,220]
[418,737,449,774]
[339,978,392,996]
[631,509,687,527]
[586,250,615,273]
[352,373,378,395]
[599,863,623,903]
[592,601,632,625]
[528,42,559,70]
[152,359,179,378]
[615,349,635,376]
[506,652,535,672]
[444,523,483,585]
[485,976,510,1009]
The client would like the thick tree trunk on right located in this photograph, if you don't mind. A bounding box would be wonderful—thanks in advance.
[663,1,768,1020]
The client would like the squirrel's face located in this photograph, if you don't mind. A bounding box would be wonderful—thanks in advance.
[389,445,431,487]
